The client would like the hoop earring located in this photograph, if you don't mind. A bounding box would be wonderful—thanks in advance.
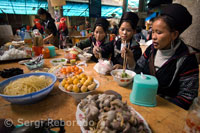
[170,40,176,51]
[171,40,174,45]
[171,40,175,47]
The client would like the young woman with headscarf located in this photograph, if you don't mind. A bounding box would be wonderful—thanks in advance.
[102,12,142,70]
[76,18,110,62]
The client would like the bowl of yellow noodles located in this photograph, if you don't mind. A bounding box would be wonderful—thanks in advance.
[0,72,57,104]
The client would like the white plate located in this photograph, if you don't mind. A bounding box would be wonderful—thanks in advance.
[50,58,68,66]
[52,66,84,81]
[18,59,31,65]
[58,79,99,101]
[58,79,99,94]
[76,104,151,133]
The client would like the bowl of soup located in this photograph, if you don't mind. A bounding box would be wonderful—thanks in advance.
[111,69,136,86]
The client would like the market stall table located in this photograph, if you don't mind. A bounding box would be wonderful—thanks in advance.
[0,49,188,133]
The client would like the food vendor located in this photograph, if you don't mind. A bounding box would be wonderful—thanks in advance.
[37,8,59,47]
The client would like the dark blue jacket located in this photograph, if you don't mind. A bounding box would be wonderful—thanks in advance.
[135,40,199,110]
[76,35,110,62]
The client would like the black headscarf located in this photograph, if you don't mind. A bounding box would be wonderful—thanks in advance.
[119,12,139,29]
[161,3,192,34]
[93,18,109,32]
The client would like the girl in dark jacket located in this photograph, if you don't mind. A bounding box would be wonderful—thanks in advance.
[76,18,110,62]
[133,4,199,110]
[103,12,142,69]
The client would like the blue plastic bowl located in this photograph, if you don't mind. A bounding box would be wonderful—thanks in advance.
[0,72,57,104]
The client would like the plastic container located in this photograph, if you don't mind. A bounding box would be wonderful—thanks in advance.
[24,30,32,47]
[20,30,25,40]
[183,97,200,133]
[42,47,50,58]
[80,30,86,37]
[130,73,158,107]
[24,60,44,70]
[32,46,43,56]
[47,46,56,57]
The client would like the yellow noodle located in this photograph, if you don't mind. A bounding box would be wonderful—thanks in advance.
[3,75,52,96]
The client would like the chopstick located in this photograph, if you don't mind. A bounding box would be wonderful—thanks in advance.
[123,41,130,71]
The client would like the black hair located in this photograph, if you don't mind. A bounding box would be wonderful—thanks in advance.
[150,17,154,22]
[37,8,53,20]
[160,3,192,34]
[119,20,135,30]
[136,27,142,33]
[93,18,109,33]
[118,12,139,30]
[153,15,176,32]
[154,15,180,41]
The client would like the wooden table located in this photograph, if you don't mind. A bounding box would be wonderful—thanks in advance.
[0,50,188,133]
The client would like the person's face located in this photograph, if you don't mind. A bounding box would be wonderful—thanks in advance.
[94,26,106,41]
[39,14,46,20]
[152,19,178,50]
[119,22,135,42]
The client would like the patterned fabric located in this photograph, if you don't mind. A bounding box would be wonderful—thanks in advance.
[135,40,199,110]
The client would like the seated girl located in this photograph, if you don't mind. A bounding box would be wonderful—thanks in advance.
[76,18,110,62]
[102,12,142,69]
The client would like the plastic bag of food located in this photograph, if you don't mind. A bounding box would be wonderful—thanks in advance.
[94,59,112,75]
